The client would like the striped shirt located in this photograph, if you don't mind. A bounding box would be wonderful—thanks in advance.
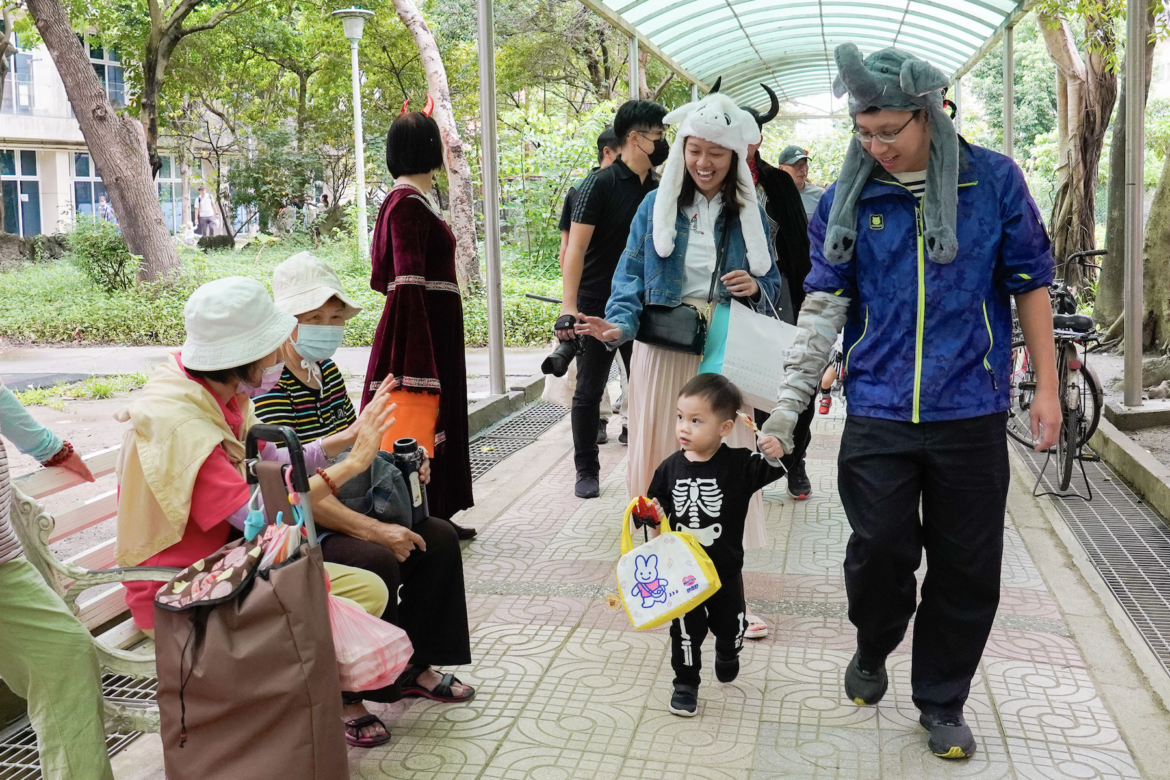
[0,435,15,564]
[252,359,357,444]
[892,169,926,200]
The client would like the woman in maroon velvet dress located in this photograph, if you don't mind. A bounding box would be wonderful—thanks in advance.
[362,110,475,536]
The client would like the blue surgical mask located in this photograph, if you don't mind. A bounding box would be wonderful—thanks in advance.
[293,324,345,363]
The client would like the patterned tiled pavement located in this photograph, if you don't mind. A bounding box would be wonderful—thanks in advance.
[342,407,1148,780]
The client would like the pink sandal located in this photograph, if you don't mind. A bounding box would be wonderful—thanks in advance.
[745,615,768,639]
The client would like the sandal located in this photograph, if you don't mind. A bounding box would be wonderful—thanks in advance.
[398,663,477,703]
[343,714,391,748]
[744,615,769,639]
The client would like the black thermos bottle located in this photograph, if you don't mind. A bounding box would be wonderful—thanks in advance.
[393,438,430,524]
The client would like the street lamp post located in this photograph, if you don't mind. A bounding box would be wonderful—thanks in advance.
[332,8,374,260]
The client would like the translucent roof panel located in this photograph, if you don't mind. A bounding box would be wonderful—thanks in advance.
[601,0,1029,109]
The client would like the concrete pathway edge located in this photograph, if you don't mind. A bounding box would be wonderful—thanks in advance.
[1007,449,1170,780]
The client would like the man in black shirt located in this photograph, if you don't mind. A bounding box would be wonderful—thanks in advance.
[559,100,667,498]
[557,127,626,446]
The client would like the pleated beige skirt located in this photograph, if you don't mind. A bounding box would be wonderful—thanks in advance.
[625,340,768,549]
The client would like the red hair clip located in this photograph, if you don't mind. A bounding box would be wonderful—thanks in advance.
[400,98,410,115]
[423,94,435,117]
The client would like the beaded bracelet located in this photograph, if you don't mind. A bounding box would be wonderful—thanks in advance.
[316,467,339,496]
[42,440,73,468]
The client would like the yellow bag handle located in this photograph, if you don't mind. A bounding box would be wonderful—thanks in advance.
[621,497,670,555]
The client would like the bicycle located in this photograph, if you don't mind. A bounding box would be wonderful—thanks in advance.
[1007,249,1105,492]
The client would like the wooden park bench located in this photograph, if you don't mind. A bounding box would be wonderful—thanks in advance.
[9,444,176,734]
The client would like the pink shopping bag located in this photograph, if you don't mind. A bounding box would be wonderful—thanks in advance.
[327,595,413,691]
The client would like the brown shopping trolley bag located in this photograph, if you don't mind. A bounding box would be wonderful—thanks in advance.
[153,424,348,780]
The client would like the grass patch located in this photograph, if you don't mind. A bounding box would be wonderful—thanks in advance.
[14,372,153,410]
[0,237,562,348]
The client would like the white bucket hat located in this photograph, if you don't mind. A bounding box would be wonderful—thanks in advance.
[272,251,362,320]
[181,277,297,371]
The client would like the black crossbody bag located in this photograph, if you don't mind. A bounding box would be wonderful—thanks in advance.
[635,213,732,355]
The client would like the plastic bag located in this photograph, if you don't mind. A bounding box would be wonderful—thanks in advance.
[327,595,414,691]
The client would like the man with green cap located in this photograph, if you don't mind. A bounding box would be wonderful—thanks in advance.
[757,44,1061,760]
[777,145,825,219]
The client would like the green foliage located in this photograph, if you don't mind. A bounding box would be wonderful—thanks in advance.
[66,216,141,292]
[497,101,617,278]
[14,373,152,410]
[0,238,559,348]
[227,128,316,232]
[967,17,1059,159]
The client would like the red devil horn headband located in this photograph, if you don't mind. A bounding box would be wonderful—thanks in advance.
[400,95,436,118]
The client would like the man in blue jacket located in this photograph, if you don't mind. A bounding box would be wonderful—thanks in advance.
[759,45,1061,759]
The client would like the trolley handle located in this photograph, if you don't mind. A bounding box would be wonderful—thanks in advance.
[246,424,310,492]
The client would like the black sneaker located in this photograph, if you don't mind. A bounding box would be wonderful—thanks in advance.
[787,459,812,500]
[574,473,600,499]
[844,652,888,706]
[668,684,698,717]
[920,712,977,759]
[714,651,740,683]
[597,419,609,445]
[619,426,628,445]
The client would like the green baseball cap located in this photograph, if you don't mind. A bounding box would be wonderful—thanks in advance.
[778,145,810,166]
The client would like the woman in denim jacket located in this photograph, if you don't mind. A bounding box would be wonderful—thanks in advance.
[577,93,783,557]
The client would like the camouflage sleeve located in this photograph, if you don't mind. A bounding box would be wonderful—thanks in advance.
[760,291,851,452]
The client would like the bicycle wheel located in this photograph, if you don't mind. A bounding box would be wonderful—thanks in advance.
[1007,339,1035,446]
[1078,363,1103,443]
[1057,405,1079,491]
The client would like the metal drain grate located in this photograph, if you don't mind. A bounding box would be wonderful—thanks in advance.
[1014,442,1170,673]
[469,402,568,480]
[0,675,145,779]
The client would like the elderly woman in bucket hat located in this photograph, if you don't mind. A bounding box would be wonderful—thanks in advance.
[116,276,402,747]
[758,45,1060,759]
[255,252,476,712]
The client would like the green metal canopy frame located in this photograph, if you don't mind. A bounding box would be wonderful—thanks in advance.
[580,0,1033,109]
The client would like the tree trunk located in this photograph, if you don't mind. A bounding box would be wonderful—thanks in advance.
[26,0,181,281]
[1096,2,1158,327]
[1140,150,1170,350]
[638,48,650,100]
[1040,12,1118,289]
[392,0,481,286]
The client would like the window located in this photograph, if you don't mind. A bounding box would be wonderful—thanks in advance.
[1,30,34,115]
[1,149,42,236]
[72,152,108,219]
[157,154,182,232]
[88,40,124,108]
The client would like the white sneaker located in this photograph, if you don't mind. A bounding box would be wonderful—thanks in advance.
[744,614,768,639]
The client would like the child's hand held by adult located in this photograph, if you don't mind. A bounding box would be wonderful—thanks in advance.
[757,434,785,460]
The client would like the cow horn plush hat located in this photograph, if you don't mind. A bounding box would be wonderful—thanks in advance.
[652,92,772,276]
[827,44,959,265]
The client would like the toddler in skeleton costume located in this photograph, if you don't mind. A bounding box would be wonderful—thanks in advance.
[646,374,785,716]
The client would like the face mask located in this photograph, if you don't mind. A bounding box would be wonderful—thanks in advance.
[293,324,345,363]
[238,362,284,398]
[649,138,671,167]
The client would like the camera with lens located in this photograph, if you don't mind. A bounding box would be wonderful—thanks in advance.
[542,314,585,377]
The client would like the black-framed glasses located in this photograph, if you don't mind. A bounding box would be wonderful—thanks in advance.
[853,113,919,144]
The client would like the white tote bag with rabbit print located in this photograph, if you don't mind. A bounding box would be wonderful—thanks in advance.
[616,498,722,630]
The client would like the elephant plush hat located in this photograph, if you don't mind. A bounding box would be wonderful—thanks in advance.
[826,44,960,265]
[653,92,773,276]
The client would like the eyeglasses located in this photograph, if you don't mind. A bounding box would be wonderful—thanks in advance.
[853,113,918,144]
[635,129,664,141]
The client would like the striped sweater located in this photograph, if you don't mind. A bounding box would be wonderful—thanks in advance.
[252,359,357,444]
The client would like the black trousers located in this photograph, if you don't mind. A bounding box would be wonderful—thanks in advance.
[837,413,1010,714]
[670,570,746,688]
[571,295,633,477]
[321,517,471,668]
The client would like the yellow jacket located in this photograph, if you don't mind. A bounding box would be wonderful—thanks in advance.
[114,354,259,567]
